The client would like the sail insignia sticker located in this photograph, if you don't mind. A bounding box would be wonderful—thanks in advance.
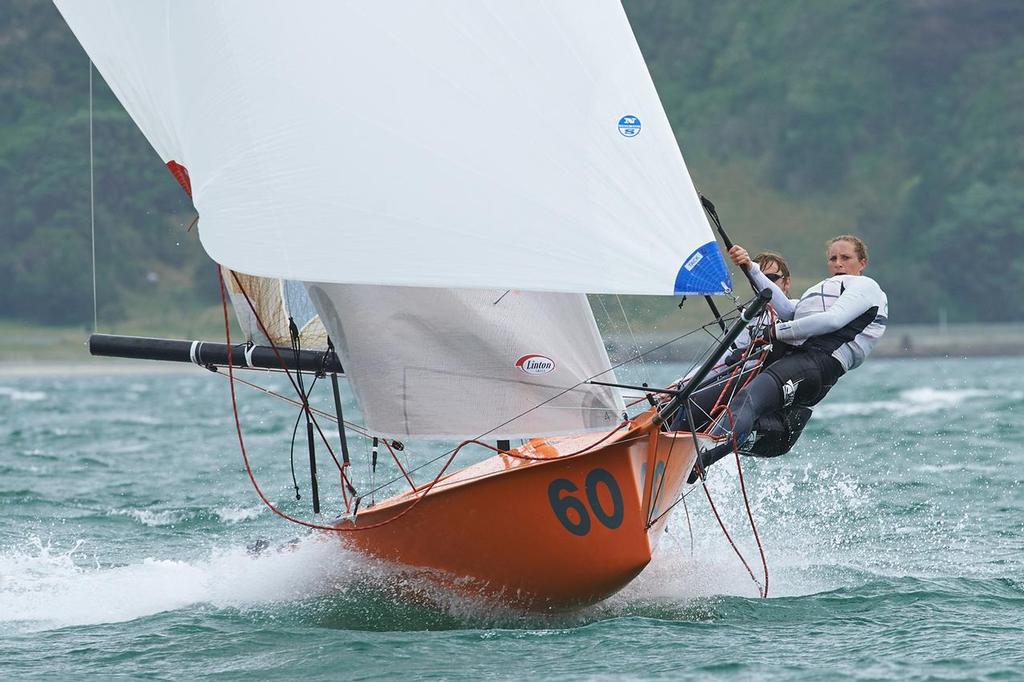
[618,115,641,137]
[684,251,704,271]
[516,354,556,375]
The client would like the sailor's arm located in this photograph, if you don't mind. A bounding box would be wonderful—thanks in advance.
[729,246,796,320]
[775,276,882,342]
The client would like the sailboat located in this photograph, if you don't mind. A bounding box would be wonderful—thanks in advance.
[57,1,770,609]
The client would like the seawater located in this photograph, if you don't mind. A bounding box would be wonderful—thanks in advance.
[1,358,1022,680]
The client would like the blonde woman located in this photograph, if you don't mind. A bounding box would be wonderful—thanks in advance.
[691,236,888,479]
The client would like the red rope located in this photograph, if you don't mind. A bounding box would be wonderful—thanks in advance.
[221,268,770,596]
[700,475,762,594]
[219,267,470,532]
[733,445,769,598]
[706,307,776,420]
[381,437,416,490]
[226,271,354,501]
[702,406,769,598]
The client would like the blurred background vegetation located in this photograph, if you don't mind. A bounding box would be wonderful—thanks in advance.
[2,0,1023,332]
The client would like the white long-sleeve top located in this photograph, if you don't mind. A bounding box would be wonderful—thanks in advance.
[762,270,888,371]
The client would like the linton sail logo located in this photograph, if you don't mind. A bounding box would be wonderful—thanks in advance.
[516,354,556,375]
[618,115,641,137]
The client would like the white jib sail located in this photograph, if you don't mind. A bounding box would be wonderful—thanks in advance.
[54,0,731,296]
[307,284,624,440]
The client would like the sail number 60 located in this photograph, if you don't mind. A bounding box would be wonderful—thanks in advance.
[547,468,624,536]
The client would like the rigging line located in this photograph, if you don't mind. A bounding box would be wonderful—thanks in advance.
[211,370,372,438]
[226,272,353,486]
[288,371,321,499]
[648,479,701,527]
[720,406,769,597]
[647,305,768,521]
[403,321,723,487]
[701,474,763,596]
[88,59,97,333]
[372,306,754,492]
[288,409,303,498]
[642,345,724,527]
[381,437,416,489]
[615,295,649,384]
[218,269,463,533]
[371,293,752,498]
[682,494,694,557]
[732,439,769,598]
[594,295,618,352]
[360,423,633,501]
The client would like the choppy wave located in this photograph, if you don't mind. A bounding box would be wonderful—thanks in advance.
[0,535,371,632]
[107,505,266,528]
[0,386,47,402]
[815,386,1019,419]
[214,506,265,524]
[108,508,185,528]
[1,359,1022,678]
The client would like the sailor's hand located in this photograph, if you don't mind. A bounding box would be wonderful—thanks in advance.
[729,245,751,268]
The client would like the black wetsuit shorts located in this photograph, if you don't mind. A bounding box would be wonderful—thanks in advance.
[762,348,846,408]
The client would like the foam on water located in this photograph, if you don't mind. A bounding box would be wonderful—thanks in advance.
[0,386,47,402]
[0,534,370,633]
[815,386,1005,419]
[105,505,266,528]
[0,440,896,634]
[108,508,184,527]
[214,505,265,524]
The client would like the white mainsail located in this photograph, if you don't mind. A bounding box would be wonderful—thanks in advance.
[54,1,731,295]
[57,1,728,438]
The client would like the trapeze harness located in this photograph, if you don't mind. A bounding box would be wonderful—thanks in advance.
[693,264,889,474]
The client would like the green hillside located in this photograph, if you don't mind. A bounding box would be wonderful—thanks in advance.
[2,0,1023,329]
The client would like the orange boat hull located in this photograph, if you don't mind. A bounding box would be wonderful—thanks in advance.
[337,411,700,609]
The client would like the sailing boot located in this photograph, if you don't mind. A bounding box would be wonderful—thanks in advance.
[686,438,735,484]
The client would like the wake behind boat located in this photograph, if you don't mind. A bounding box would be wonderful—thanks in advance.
[61,1,773,609]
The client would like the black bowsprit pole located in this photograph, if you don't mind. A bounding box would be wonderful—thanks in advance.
[88,333,343,373]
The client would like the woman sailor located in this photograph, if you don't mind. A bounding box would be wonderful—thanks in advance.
[688,235,888,479]
[671,251,795,432]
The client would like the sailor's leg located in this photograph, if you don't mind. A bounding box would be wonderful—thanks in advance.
[697,372,783,468]
[748,406,814,457]
[688,351,842,481]
[669,362,766,433]
[669,382,720,432]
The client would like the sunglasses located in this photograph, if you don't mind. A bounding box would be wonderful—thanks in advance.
[764,272,785,283]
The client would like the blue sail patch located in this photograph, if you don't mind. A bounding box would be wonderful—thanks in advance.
[673,241,732,295]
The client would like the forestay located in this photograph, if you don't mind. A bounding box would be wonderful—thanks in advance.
[54,0,731,296]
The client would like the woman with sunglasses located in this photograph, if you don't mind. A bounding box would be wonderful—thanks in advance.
[688,235,888,480]
[753,251,792,295]
[672,252,799,437]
